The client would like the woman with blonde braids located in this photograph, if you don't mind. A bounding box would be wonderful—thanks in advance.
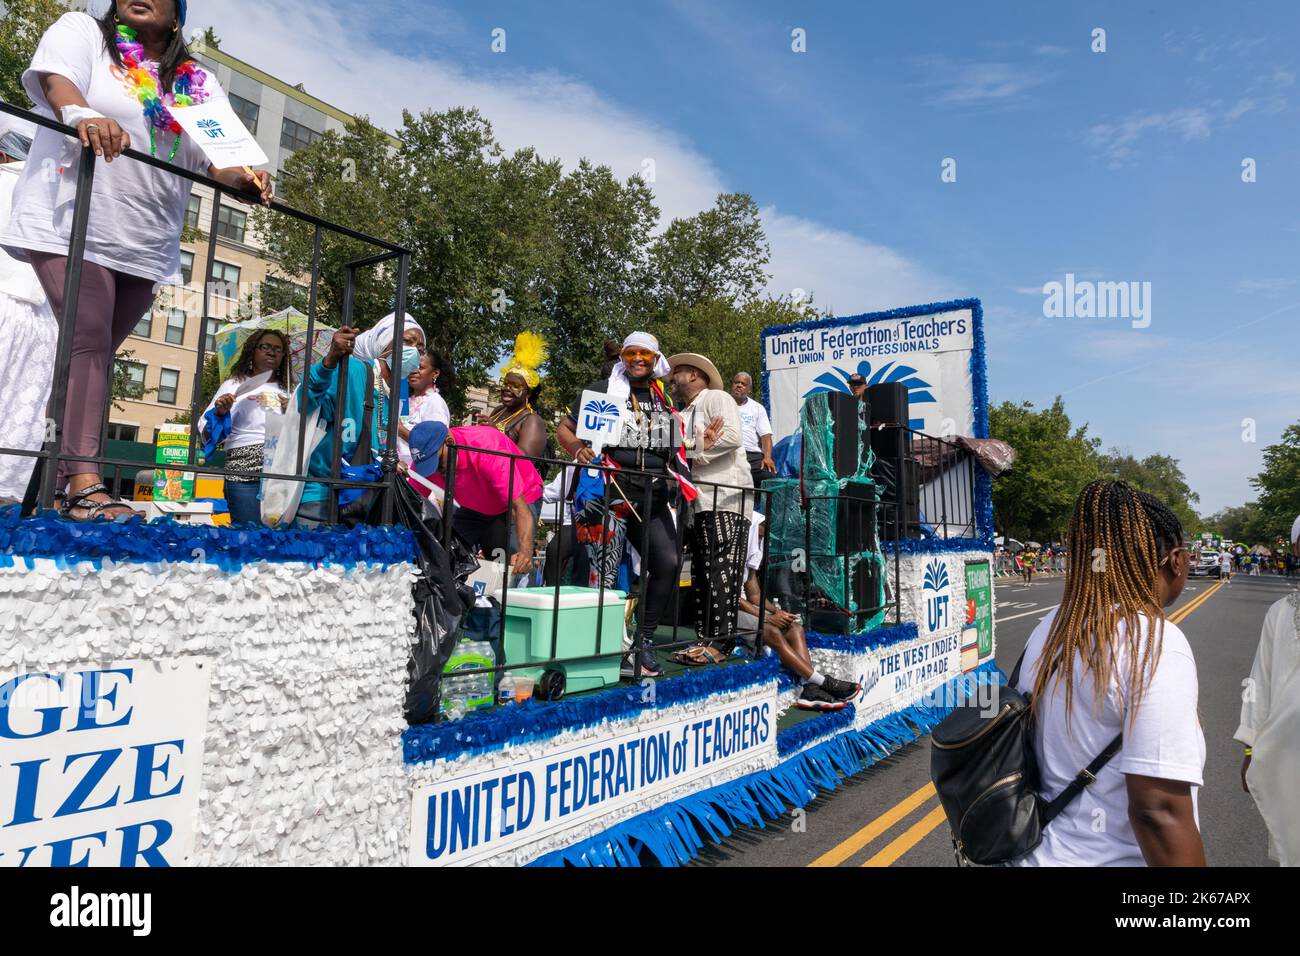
[1013,480,1206,866]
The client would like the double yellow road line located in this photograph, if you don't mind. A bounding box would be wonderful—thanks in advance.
[808,579,1226,867]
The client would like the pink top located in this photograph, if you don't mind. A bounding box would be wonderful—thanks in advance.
[418,425,542,515]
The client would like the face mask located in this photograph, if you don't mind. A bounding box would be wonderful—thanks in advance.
[398,345,421,378]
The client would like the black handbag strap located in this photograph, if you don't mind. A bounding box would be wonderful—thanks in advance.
[1041,732,1123,825]
[1008,644,1124,826]
[352,362,376,464]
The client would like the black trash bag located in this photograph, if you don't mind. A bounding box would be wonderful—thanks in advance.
[394,479,477,724]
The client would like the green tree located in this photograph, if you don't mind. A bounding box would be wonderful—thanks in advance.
[536,159,657,408]
[988,397,1102,541]
[1204,502,1269,546]
[0,0,64,107]
[650,193,770,308]
[1096,448,1202,535]
[260,109,565,419]
[1250,423,1300,541]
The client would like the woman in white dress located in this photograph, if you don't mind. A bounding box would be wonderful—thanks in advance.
[0,2,271,520]
[0,112,53,506]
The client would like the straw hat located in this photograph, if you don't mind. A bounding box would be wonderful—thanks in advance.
[667,353,725,392]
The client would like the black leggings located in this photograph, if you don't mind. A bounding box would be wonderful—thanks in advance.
[586,503,680,643]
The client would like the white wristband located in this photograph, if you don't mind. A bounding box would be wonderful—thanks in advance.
[59,104,106,129]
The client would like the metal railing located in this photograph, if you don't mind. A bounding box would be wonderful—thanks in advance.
[0,101,411,523]
[422,440,776,719]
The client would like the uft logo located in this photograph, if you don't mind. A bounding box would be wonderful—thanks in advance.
[197,118,226,139]
[923,559,950,633]
[582,399,622,435]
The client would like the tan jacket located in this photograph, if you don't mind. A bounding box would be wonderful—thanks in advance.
[683,389,754,515]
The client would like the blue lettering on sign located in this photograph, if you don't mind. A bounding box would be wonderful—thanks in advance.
[582,398,622,435]
[0,668,187,867]
[196,118,226,139]
[420,701,774,861]
[923,559,951,633]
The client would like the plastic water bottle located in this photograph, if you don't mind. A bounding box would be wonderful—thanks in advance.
[497,671,517,707]
[441,639,496,719]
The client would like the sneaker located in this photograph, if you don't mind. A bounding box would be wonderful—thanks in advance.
[620,646,662,678]
[819,675,862,703]
[796,684,846,711]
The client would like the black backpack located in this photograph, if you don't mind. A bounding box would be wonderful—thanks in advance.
[929,650,1122,865]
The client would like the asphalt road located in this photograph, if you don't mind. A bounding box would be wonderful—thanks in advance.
[694,571,1294,867]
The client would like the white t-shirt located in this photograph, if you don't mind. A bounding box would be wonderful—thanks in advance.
[736,397,772,454]
[745,511,765,572]
[1220,553,1233,570]
[1013,609,1204,867]
[397,388,451,465]
[199,377,290,451]
[1,13,225,284]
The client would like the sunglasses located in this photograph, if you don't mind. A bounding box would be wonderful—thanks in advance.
[621,348,656,362]
[256,342,284,355]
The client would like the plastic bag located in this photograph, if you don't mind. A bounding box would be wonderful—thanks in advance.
[261,390,325,527]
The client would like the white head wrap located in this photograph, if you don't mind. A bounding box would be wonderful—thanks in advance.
[353,312,424,363]
[607,331,671,399]
[1291,514,1300,545]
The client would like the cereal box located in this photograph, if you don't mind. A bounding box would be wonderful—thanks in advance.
[153,423,195,503]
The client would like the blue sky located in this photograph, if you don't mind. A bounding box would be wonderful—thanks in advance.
[202,0,1300,513]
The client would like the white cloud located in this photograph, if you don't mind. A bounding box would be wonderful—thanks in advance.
[1085,107,1212,166]
[761,209,954,315]
[1236,277,1298,296]
[201,0,947,313]
[913,56,1052,107]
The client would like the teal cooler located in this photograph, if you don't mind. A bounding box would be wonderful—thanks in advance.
[500,587,626,692]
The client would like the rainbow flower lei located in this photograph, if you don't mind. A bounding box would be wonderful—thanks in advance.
[114,24,209,161]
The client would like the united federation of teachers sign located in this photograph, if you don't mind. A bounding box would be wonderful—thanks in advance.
[762,303,981,442]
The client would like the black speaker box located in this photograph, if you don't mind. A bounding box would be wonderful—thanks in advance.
[826,391,870,479]
[878,457,921,539]
[835,481,879,554]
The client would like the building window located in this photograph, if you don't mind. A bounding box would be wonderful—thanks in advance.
[180,250,194,285]
[280,117,322,153]
[165,308,187,345]
[133,311,153,338]
[215,204,247,243]
[209,260,241,301]
[158,368,180,406]
[229,93,260,135]
[204,318,225,354]
[185,194,202,230]
[116,360,146,399]
[264,276,308,310]
[106,423,139,443]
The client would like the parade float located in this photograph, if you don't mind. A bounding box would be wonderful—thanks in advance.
[0,299,999,868]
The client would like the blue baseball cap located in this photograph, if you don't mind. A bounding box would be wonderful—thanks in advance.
[409,421,450,479]
[179,1,188,25]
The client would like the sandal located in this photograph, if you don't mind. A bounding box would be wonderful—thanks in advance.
[60,483,134,522]
[669,644,728,667]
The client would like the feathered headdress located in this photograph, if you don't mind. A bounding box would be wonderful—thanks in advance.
[504,332,547,388]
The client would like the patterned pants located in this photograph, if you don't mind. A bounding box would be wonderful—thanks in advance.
[691,510,748,643]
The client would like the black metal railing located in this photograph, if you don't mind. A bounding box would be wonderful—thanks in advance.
[413,439,780,719]
[0,101,411,523]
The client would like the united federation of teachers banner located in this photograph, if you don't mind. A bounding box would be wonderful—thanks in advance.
[762,303,980,442]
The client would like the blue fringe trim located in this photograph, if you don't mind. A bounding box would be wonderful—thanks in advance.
[775,705,856,756]
[403,657,782,765]
[805,620,917,654]
[0,509,418,572]
[881,536,990,555]
[526,661,1004,867]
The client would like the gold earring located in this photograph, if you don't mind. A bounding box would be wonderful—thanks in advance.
[172,22,179,33]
